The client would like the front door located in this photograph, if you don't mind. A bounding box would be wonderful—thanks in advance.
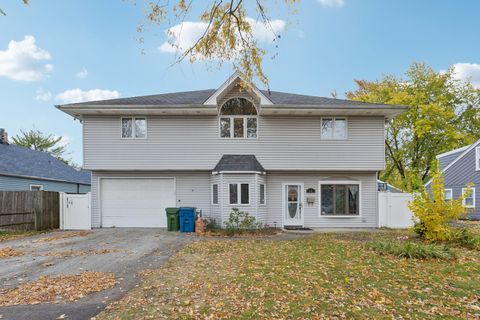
[284,184,303,226]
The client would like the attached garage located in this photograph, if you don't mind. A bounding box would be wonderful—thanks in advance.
[100,178,176,228]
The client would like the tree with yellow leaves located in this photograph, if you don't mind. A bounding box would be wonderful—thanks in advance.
[347,62,480,191]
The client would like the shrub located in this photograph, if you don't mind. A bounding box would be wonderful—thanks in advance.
[370,240,456,260]
[409,169,470,241]
[204,218,220,231]
[453,228,480,250]
[225,208,262,230]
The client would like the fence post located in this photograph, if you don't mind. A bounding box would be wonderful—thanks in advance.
[33,208,38,230]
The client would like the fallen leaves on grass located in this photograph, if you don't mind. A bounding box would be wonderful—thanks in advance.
[205,228,281,238]
[98,232,480,320]
[33,231,92,243]
[0,230,47,242]
[0,247,23,259]
[0,271,116,306]
[38,248,129,258]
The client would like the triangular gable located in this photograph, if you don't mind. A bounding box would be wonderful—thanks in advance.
[425,138,480,187]
[203,72,273,106]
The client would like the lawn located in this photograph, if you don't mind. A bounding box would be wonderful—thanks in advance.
[0,229,47,242]
[98,230,480,319]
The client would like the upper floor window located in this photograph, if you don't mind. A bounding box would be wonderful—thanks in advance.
[321,117,347,139]
[476,147,480,171]
[219,98,257,139]
[122,117,146,139]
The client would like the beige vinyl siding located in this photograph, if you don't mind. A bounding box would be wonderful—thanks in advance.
[91,171,211,228]
[266,171,378,228]
[83,115,385,171]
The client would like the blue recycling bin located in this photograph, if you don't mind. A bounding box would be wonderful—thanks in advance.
[179,207,196,232]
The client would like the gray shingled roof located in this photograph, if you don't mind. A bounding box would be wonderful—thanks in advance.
[213,155,265,173]
[0,143,91,185]
[61,89,391,107]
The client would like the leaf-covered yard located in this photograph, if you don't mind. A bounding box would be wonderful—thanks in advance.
[99,231,480,319]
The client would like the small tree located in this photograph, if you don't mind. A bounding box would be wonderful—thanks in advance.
[12,129,78,167]
[409,169,470,241]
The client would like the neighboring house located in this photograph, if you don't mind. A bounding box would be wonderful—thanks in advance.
[0,129,91,193]
[425,141,480,220]
[57,73,407,228]
[377,180,405,193]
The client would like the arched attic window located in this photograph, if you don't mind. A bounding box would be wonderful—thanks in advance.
[219,98,258,139]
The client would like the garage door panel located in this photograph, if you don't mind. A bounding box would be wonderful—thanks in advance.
[101,178,175,228]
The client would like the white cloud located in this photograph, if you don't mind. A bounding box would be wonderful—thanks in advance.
[35,88,52,101]
[55,89,121,104]
[54,135,71,148]
[0,36,53,81]
[451,63,480,89]
[159,17,286,57]
[76,68,88,79]
[317,0,345,7]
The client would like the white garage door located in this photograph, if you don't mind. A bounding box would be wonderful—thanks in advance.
[100,178,176,228]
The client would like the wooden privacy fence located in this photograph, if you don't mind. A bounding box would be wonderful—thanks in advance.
[0,191,59,231]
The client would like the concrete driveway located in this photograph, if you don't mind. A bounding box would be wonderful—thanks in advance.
[0,228,194,320]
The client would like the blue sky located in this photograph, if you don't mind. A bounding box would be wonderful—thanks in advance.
[1,0,480,165]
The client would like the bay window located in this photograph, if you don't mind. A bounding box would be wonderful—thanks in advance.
[229,183,250,205]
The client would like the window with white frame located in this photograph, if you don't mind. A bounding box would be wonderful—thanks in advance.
[476,147,480,171]
[259,184,266,205]
[229,183,250,205]
[321,117,347,139]
[30,184,43,191]
[444,189,453,202]
[211,184,219,205]
[121,117,147,138]
[219,98,257,139]
[320,182,360,216]
[462,187,475,208]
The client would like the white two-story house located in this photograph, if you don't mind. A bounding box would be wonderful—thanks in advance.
[57,74,407,229]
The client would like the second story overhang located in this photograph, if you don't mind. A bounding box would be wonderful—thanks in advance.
[57,102,407,120]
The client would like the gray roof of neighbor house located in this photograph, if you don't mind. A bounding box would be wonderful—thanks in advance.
[57,89,400,108]
[213,155,265,173]
[0,143,90,185]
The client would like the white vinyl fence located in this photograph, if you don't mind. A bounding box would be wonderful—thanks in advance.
[378,192,415,228]
[60,192,91,230]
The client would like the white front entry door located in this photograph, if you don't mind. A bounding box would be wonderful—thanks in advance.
[101,178,176,228]
[283,183,303,226]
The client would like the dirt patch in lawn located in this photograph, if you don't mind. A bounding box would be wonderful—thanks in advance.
[33,231,92,243]
[0,271,116,306]
[98,231,480,319]
[0,247,23,259]
[37,248,129,258]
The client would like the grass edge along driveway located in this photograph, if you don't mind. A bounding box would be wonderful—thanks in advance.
[98,231,480,319]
